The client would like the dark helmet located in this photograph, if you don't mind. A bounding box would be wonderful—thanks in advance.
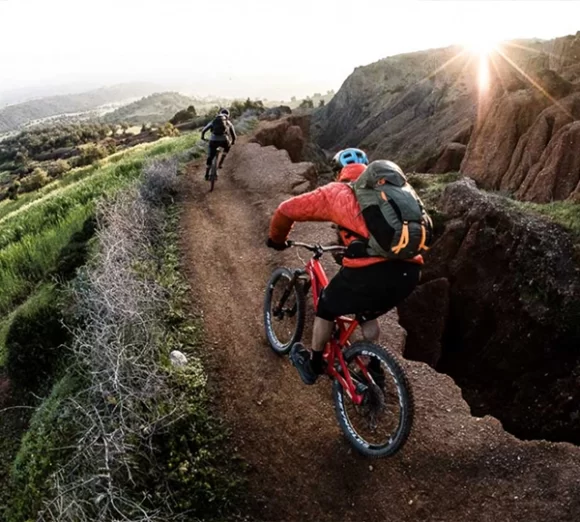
[331,148,369,172]
[219,108,230,117]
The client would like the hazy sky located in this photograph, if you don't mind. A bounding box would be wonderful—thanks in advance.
[0,0,579,100]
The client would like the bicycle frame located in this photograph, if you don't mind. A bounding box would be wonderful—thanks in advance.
[302,254,372,406]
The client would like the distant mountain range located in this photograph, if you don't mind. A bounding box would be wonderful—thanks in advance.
[0,83,163,132]
[103,92,198,125]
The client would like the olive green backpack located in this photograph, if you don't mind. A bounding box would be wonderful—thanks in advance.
[351,160,433,260]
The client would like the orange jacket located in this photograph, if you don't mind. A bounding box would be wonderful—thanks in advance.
[337,163,366,183]
[269,182,424,268]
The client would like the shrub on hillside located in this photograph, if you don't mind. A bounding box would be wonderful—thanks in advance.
[7,180,20,200]
[229,98,265,119]
[157,122,179,137]
[20,167,50,192]
[170,105,197,125]
[52,215,97,280]
[47,159,72,178]
[5,285,69,395]
[6,375,78,522]
[75,143,108,167]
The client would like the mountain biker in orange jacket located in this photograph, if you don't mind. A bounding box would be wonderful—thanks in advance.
[266,148,423,385]
[201,108,237,179]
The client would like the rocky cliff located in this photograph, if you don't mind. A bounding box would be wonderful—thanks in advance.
[400,179,580,443]
[314,32,580,202]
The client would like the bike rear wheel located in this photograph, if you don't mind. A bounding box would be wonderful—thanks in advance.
[332,341,414,458]
[209,153,219,192]
[263,267,305,355]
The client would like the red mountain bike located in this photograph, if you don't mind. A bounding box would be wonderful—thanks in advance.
[264,241,414,458]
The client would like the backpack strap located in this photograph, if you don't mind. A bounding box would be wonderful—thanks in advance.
[418,221,430,252]
[391,221,410,255]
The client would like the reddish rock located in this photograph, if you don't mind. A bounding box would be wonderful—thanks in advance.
[450,125,472,145]
[501,93,580,195]
[517,120,580,201]
[252,116,310,162]
[460,90,550,189]
[398,278,450,368]
[429,142,466,173]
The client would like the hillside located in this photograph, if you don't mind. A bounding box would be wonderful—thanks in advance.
[103,92,198,125]
[313,32,580,202]
[0,83,161,133]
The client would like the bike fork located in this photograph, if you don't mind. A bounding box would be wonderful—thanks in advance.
[273,269,308,317]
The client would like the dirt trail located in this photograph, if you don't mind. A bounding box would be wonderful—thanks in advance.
[180,139,580,522]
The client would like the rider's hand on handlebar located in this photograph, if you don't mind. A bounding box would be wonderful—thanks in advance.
[266,238,290,251]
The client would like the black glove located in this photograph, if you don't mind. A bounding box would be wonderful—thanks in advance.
[266,238,290,251]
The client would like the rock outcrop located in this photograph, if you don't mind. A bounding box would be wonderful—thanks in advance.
[462,84,580,201]
[252,114,328,168]
[404,179,580,443]
[460,90,551,188]
[429,142,466,173]
[229,142,317,196]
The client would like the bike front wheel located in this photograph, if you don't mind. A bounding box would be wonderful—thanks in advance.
[333,341,414,458]
[263,267,305,355]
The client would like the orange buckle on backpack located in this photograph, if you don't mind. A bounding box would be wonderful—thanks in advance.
[392,221,410,254]
[418,222,430,252]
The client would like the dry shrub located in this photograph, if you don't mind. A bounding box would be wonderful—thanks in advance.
[38,159,181,522]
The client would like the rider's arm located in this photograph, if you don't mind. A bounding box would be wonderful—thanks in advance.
[201,122,212,140]
[269,184,339,243]
[228,122,237,144]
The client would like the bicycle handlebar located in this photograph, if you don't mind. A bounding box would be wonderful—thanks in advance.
[288,240,346,253]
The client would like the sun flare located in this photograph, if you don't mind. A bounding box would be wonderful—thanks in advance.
[462,34,499,57]
[459,34,498,92]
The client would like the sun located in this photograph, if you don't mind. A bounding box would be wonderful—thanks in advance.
[458,33,499,92]
[462,34,499,56]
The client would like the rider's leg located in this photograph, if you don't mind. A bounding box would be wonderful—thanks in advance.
[290,285,338,384]
[218,140,231,168]
[311,317,334,373]
[361,319,380,342]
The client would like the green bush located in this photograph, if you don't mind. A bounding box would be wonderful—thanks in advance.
[75,143,108,167]
[157,122,180,138]
[5,375,78,522]
[5,285,69,394]
[170,105,197,125]
[47,159,71,178]
[20,167,50,193]
[7,180,20,200]
[52,215,97,280]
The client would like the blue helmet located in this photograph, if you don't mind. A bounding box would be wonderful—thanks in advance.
[331,148,369,172]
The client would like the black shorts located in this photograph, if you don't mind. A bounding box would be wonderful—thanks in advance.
[316,261,421,323]
[208,139,231,155]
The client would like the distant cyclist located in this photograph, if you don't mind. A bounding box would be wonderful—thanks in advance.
[201,108,237,179]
